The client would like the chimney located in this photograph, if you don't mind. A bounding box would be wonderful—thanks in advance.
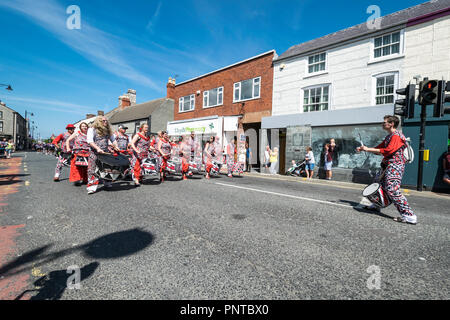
[86,113,96,119]
[167,77,176,99]
[126,89,137,106]
[97,110,104,116]
[119,95,131,109]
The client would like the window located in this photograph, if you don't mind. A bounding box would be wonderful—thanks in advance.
[303,85,330,112]
[375,74,396,105]
[308,52,326,74]
[0,121,3,132]
[0,111,3,119]
[233,77,261,102]
[203,87,223,108]
[179,94,195,112]
[373,31,401,59]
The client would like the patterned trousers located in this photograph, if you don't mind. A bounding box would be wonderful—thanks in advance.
[381,162,415,218]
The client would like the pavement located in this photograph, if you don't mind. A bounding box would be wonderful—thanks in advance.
[0,152,449,300]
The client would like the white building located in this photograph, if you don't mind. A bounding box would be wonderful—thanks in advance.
[262,0,450,181]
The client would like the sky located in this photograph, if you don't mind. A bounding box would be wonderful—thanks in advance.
[0,0,426,139]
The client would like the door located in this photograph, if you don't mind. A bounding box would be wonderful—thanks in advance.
[285,125,312,173]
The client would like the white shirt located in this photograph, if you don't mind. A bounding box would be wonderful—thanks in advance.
[87,128,116,144]
[305,151,315,164]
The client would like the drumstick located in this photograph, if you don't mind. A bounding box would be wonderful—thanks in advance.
[358,132,368,157]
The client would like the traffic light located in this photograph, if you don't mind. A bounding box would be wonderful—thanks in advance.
[394,84,415,118]
[434,80,450,117]
[418,79,439,105]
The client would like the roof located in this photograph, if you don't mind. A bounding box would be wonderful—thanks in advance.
[108,98,173,124]
[176,50,277,86]
[276,0,450,62]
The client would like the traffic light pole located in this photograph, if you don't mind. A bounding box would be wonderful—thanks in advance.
[417,104,427,192]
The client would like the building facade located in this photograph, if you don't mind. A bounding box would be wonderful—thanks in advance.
[167,50,276,169]
[263,0,450,182]
[0,102,28,149]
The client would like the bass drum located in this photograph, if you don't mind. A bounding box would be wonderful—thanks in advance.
[95,153,130,181]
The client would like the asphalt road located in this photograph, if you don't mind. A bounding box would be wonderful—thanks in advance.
[0,151,449,300]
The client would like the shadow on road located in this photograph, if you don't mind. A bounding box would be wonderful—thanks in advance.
[15,262,99,300]
[339,199,394,220]
[0,228,154,299]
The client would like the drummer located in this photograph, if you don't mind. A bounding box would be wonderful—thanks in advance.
[66,122,89,186]
[356,115,417,225]
[114,125,131,153]
[157,131,171,182]
[86,116,120,194]
[52,124,75,182]
[130,123,151,186]
[204,136,216,180]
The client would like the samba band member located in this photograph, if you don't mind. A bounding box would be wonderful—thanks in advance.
[66,122,89,186]
[204,136,216,180]
[226,137,237,178]
[52,124,75,182]
[130,124,150,186]
[86,116,120,194]
[114,125,130,152]
[157,131,171,182]
[356,115,417,225]
[179,135,191,180]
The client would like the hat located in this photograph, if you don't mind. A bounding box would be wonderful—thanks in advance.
[66,124,75,129]
[118,125,128,130]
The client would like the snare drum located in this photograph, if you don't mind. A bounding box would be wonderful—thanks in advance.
[74,151,89,167]
[362,183,392,208]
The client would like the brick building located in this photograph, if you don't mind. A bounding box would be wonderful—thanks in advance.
[166,50,277,169]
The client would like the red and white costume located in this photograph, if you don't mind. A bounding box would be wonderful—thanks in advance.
[131,132,150,182]
[69,130,89,183]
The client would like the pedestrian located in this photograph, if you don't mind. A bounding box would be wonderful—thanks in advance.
[245,141,252,172]
[323,139,337,180]
[6,139,14,159]
[443,145,450,186]
[305,146,315,179]
[269,147,278,175]
[264,145,271,173]
[356,115,417,225]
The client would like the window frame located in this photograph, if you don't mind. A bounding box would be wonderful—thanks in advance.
[370,29,405,63]
[178,94,196,113]
[302,84,331,113]
[203,86,224,109]
[306,52,328,75]
[372,71,399,106]
[0,120,3,132]
[233,76,261,103]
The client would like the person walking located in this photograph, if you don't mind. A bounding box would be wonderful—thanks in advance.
[130,124,151,186]
[269,147,278,175]
[6,140,14,159]
[305,146,315,179]
[52,124,75,182]
[66,122,89,186]
[245,141,252,172]
[356,115,417,225]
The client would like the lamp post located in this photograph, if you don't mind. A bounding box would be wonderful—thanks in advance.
[25,111,34,149]
[0,84,13,91]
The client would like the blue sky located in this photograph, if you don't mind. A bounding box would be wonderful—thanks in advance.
[0,0,425,139]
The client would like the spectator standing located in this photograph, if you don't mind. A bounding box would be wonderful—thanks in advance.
[264,146,271,173]
[443,145,450,186]
[305,146,315,179]
[245,141,252,172]
[6,140,14,158]
[269,147,278,175]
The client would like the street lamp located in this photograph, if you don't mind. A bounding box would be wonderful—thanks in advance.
[0,84,13,91]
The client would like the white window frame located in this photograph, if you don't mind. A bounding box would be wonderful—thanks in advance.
[0,121,3,132]
[233,77,261,103]
[179,94,195,113]
[306,52,328,75]
[372,71,399,106]
[369,29,405,63]
[203,86,224,108]
[302,84,331,113]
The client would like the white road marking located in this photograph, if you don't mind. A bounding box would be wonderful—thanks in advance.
[215,182,354,209]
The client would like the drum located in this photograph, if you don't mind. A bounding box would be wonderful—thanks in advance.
[362,183,392,208]
[95,153,130,181]
[74,151,89,167]
[60,152,73,167]
[141,157,158,176]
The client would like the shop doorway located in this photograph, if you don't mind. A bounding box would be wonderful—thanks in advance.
[279,129,286,174]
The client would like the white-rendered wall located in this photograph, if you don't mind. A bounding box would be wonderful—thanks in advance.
[272,15,450,116]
